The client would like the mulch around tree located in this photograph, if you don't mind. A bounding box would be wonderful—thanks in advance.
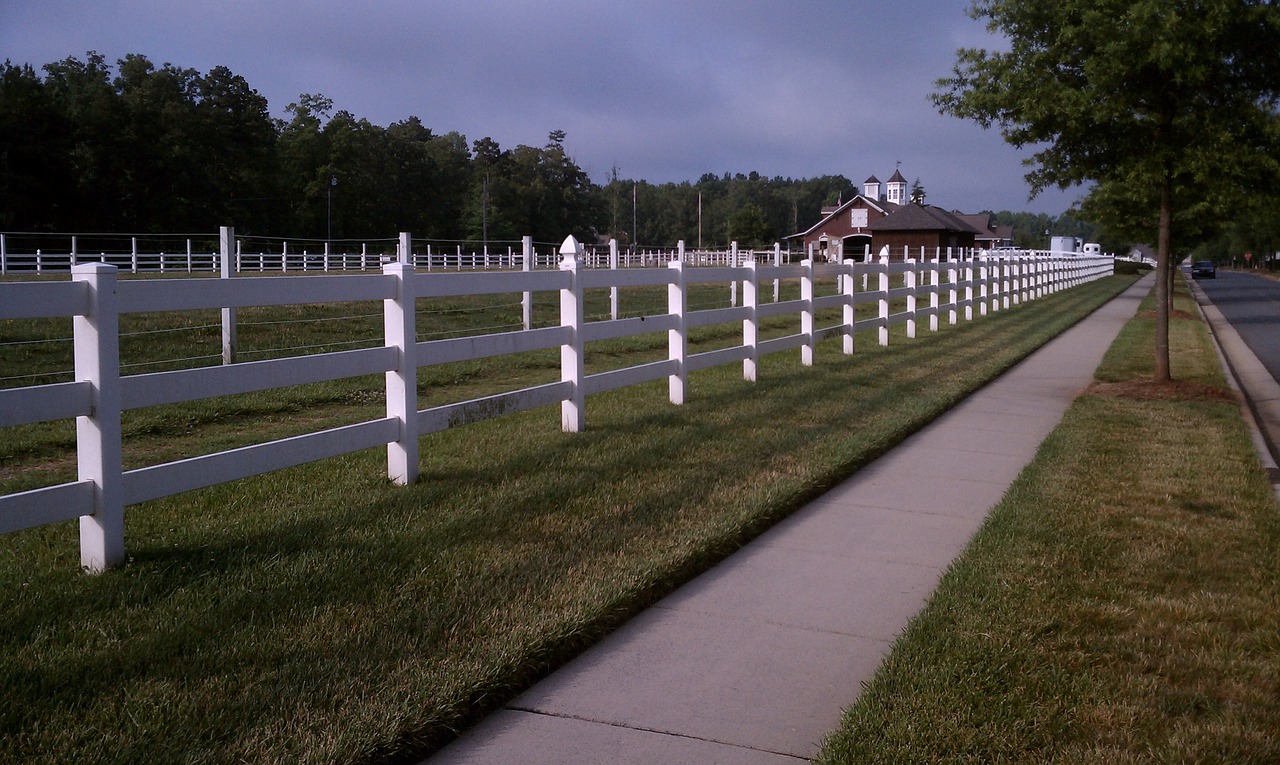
[1136,309,1198,320]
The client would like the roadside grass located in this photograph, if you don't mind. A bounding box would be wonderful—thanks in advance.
[2,274,1133,764]
[816,279,1280,764]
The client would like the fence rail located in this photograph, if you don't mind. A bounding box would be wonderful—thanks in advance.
[0,231,821,274]
[0,231,1114,571]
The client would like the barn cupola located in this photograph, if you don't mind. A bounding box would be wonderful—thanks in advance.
[863,175,882,200]
[885,169,908,205]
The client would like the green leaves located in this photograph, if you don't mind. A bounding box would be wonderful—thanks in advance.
[935,0,1280,379]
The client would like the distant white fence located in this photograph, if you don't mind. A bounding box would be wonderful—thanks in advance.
[0,232,1113,571]
[0,231,824,275]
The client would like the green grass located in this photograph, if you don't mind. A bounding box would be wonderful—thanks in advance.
[1,273,1134,764]
[816,281,1280,764]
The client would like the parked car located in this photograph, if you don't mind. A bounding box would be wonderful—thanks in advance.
[1191,260,1216,279]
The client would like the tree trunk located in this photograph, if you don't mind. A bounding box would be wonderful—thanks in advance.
[1154,173,1173,382]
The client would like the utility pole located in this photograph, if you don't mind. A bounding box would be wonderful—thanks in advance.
[327,172,337,244]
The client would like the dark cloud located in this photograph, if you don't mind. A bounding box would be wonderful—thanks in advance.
[0,0,1085,213]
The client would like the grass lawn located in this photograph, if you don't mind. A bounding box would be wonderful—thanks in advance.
[817,280,1280,763]
[2,273,1134,764]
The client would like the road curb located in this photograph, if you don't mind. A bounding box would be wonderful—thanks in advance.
[1185,274,1280,490]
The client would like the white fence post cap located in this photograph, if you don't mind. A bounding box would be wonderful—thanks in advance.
[560,235,583,268]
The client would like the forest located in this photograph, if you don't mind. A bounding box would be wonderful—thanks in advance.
[0,51,1174,252]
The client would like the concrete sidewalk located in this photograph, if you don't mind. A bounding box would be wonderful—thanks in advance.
[426,273,1156,765]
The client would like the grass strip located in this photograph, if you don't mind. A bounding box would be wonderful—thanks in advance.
[816,281,1280,763]
[2,276,1134,764]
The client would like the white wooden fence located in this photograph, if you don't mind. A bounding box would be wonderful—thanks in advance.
[0,232,1114,571]
[0,232,822,275]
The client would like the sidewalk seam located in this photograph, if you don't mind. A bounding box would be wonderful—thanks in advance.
[502,706,812,762]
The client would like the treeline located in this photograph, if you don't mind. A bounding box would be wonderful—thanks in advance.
[5,51,1095,248]
[992,210,1101,251]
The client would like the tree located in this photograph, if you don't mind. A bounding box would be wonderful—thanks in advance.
[276,93,333,236]
[910,178,926,205]
[0,61,73,229]
[194,66,278,232]
[933,0,1280,381]
[41,52,122,230]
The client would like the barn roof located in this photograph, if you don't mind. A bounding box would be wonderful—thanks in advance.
[789,194,894,239]
[867,204,987,234]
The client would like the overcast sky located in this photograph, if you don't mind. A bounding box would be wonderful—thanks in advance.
[1,0,1087,216]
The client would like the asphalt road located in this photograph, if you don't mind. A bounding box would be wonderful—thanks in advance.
[1191,268,1280,383]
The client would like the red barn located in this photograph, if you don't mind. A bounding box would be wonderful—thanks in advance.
[791,194,895,261]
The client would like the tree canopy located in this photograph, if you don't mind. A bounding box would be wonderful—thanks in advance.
[4,49,1123,255]
[933,0,1280,380]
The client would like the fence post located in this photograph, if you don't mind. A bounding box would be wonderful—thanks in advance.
[929,250,940,332]
[906,254,918,339]
[610,238,620,320]
[773,242,782,302]
[220,226,237,365]
[73,263,124,572]
[963,258,974,322]
[998,257,1008,310]
[743,259,759,381]
[878,247,890,346]
[131,236,138,273]
[1,233,5,274]
[560,235,585,432]
[842,259,856,355]
[801,257,815,366]
[522,236,534,331]
[383,233,419,485]
[948,257,959,325]
[730,241,739,307]
[979,258,990,316]
[668,258,688,404]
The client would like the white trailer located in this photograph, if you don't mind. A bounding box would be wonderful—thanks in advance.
[1050,236,1083,254]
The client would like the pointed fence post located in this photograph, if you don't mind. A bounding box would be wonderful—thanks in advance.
[878,247,891,346]
[905,254,918,339]
[948,255,959,326]
[979,257,990,317]
[963,257,974,322]
[742,259,759,381]
[383,233,419,485]
[801,256,815,366]
[73,263,124,572]
[929,250,941,332]
[1001,257,1011,310]
[842,258,856,355]
[668,257,688,404]
[560,235,585,432]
